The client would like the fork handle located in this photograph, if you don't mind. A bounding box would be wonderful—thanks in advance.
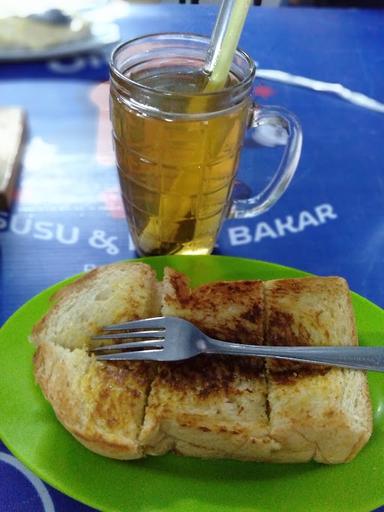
[204,339,384,372]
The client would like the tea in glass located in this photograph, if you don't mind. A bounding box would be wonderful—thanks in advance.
[110,34,302,256]
[111,69,249,255]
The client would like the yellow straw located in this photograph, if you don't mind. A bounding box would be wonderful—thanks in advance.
[204,0,253,93]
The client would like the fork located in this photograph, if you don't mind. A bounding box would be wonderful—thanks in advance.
[89,316,384,372]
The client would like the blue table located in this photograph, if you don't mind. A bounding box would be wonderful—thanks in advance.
[1,5,383,511]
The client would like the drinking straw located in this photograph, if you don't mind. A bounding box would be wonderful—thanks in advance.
[203,0,252,92]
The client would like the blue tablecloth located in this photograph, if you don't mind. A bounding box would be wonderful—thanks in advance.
[1,5,383,511]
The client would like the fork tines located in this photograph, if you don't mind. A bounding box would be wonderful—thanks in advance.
[89,317,165,359]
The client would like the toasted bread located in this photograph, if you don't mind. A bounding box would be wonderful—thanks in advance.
[264,277,372,463]
[140,268,278,460]
[32,262,160,350]
[32,262,159,459]
[32,262,372,463]
[159,267,265,344]
[141,270,372,463]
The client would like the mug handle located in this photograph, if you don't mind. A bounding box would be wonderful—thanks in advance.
[229,104,303,219]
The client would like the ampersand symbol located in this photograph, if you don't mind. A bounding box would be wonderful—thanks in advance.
[88,230,119,255]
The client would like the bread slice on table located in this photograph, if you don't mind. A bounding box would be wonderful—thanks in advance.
[264,277,372,463]
[139,267,280,460]
[32,262,160,459]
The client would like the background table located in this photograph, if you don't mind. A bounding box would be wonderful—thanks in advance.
[1,4,383,511]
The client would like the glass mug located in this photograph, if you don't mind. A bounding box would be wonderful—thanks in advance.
[110,33,302,256]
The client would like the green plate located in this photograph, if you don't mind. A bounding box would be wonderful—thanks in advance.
[1,256,384,512]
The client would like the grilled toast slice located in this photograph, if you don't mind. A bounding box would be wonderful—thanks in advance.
[264,277,372,463]
[32,262,160,459]
[140,267,280,460]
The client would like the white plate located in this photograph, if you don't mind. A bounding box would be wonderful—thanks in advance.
[0,22,120,61]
